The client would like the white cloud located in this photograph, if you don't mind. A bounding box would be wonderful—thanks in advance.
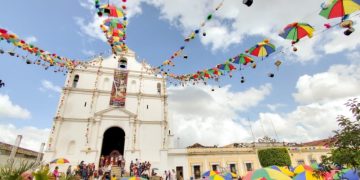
[250,97,355,143]
[74,15,107,42]
[293,64,360,104]
[267,103,286,112]
[39,80,62,93]
[0,94,31,120]
[24,36,37,44]
[0,123,49,152]
[168,84,272,147]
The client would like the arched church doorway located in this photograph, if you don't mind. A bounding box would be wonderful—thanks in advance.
[101,127,125,157]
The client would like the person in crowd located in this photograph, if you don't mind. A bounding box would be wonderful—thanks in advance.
[66,165,72,176]
[130,161,134,176]
[111,174,117,180]
[179,172,184,180]
[162,170,167,180]
[171,169,176,180]
[53,166,60,180]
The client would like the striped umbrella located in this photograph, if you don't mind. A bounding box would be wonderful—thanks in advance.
[269,165,295,177]
[294,165,313,174]
[279,22,314,42]
[50,158,70,164]
[293,171,324,180]
[121,177,148,180]
[243,168,292,180]
[203,170,220,177]
[320,0,360,19]
[333,169,359,180]
[230,54,254,65]
[247,40,276,57]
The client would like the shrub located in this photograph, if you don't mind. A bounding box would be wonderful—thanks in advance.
[258,148,292,167]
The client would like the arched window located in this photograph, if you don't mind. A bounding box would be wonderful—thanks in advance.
[157,83,161,94]
[73,75,79,88]
[67,140,76,155]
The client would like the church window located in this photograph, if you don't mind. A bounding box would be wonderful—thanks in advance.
[146,105,149,109]
[84,102,87,107]
[73,75,79,88]
[157,83,161,93]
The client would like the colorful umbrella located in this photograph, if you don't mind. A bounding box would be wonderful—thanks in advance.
[247,40,276,57]
[208,174,225,180]
[217,63,236,72]
[103,18,125,29]
[243,168,292,180]
[50,158,70,164]
[230,54,254,65]
[208,67,223,76]
[294,165,313,174]
[121,177,148,180]
[319,0,360,19]
[203,170,220,177]
[293,171,324,180]
[310,163,320,170]
[269,165,295,177]
[99,4,125,17]
[279,22,314,42]
[333,169,359,180]
[222,172,237,180]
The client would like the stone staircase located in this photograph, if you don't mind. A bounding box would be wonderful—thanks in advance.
[111,165,122,179]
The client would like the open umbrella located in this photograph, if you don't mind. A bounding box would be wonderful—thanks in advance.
[230,54,254,65]
[247,40,276,57]
[208,67,223,76]
[279,22,314,43]
[50,158,70,164]
[294,165,313,174]
[203,170,220,177]
[217,62,236,72]
[99,4,125,17]
[269,165,295,177]
[320,0,360,19]
[103,18,125,29]
[243,168,292,180]
[207,174,225,180]
[121,177,148,180]
[333,169,359,180]
[222,172,237,180]
[293,171,324,180]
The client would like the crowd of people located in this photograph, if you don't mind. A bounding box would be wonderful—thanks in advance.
[129,159,151,178]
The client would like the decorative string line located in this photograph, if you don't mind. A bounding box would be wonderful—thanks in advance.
[155,0,225,70]
[165,11,360,86]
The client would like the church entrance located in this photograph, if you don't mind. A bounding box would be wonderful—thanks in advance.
[99,127,125,167]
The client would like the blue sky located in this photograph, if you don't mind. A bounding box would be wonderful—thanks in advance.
[0,0,360,150]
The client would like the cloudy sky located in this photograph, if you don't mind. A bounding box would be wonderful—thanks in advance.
[0,0,359,151]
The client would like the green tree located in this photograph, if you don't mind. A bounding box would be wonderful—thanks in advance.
[257,148,292,167]
[322,98,360,169]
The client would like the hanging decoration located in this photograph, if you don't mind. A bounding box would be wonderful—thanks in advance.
[279,22,315,51]
[0,79,5,88]
[95,0,128,55]
[155,0,225,72]
[319,0,360,20]
[246,39,276,58]
[0,28,81,70]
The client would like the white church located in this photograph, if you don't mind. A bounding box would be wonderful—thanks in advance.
[43,49,189,177]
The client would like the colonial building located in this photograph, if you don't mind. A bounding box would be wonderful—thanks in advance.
[0,141,43,168]
[43,49,331,179]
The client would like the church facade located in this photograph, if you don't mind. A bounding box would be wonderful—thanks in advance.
[43,50,187,174]
[43,50,331,179]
